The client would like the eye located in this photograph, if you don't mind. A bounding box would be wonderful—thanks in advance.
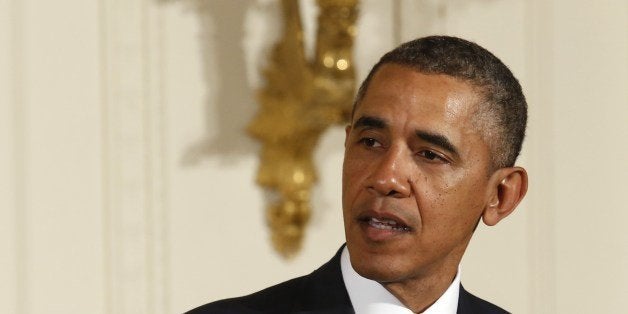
[359,137,382,148]
[418,150,448,163]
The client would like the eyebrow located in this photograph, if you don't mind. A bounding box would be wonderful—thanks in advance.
[415,130,460,157]
[353,116,387,129]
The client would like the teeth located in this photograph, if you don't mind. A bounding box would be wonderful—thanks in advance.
[368,217,409,231]
[368,219,394,230]
[371,217,398,225]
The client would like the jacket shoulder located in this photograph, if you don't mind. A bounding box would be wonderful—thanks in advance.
[185,246,352,314]
[185,275,307,314]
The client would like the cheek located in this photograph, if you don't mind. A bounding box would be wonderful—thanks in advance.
[448,186,487,229]
[342,147,372,181]
[423,174,488,228]
[341,154,366,205]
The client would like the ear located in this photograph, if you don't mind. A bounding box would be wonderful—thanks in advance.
[344,125,352,148]
[482,167,528,226]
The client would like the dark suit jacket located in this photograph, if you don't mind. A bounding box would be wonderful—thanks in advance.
[187,247,508,314]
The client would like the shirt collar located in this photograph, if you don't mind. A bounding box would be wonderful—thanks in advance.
[340,246,460,314]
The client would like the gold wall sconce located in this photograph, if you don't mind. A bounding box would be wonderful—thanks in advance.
[248,0,358,258]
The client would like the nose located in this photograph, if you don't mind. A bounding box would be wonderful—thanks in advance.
[366,145,412,198]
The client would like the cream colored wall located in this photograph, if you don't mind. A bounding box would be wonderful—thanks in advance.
[1,0,626,313]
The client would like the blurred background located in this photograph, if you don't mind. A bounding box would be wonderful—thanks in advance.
[1,0,627,313]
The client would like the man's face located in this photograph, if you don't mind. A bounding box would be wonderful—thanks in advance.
[342,64,494,284]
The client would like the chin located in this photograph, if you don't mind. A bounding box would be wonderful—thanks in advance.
[349,246,411,283]
[353,259,411,283]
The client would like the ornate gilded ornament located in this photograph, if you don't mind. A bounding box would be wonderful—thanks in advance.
[248,0,358,258]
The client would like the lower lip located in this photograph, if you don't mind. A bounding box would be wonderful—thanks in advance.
[358,220,410,242]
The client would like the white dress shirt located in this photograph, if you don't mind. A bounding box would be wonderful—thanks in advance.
[340,247,460,314]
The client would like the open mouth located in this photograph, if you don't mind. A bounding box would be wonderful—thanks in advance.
[361,216,411,232]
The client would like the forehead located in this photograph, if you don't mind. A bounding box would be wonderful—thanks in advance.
[356,64,481,124]
[355,64,490,158]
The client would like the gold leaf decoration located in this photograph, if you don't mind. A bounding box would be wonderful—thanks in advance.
[248,0,358,258]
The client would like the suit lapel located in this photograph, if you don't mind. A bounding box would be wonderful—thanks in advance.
[457,284,508,314]
[457,285,473,314]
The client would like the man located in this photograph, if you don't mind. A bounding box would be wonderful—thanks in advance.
[188,35,528,313]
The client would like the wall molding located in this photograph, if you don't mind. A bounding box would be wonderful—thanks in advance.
[9,0,27,313]
[100,0,169,313]
[524,0,557,312]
